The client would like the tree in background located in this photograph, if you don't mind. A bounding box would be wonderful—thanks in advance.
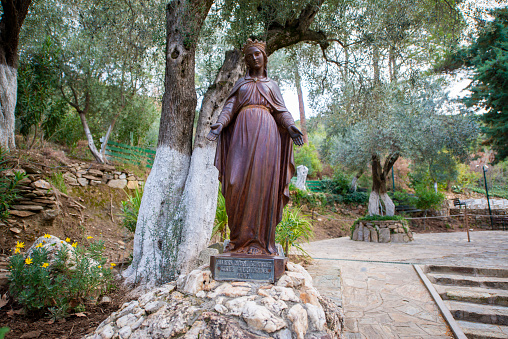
[299,0,466,215]
[453,7,508,162]
[0,0,32,150]
[18,0,165,161]
[15,38,66,148]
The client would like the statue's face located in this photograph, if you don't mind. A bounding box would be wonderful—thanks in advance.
[245,46,265,72]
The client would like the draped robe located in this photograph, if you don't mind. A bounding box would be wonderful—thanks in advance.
[214,75,296,255]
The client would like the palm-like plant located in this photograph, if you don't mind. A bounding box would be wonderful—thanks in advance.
[276,206,313,256]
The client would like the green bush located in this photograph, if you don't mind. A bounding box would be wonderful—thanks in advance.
[343,191,368,205]
[120,187,143,233]
[8,236,113,318]
[414,184,445,211]
[0,148,27,220]
[276,206,313,256]
[212,187,229,241]
[315,170,350,195]
[293,142,322,177]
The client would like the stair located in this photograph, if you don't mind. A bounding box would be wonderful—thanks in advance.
[422,265,508,339]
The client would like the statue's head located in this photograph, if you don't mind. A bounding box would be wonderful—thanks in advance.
[243,39,267,76]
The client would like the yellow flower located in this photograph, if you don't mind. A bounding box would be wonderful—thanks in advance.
[98,265,102,269]
[14,247,20,254]
[36,243,43,248]
[110,263,116,269]
[16,241,25,248]
[65,237,71,242]
[25,257,33,265]
[41,263,49,268]
[87,236,93,239]
[72,242,77,248]
[44,234,51,238]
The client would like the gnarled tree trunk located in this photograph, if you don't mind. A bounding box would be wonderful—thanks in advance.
[368,153,398,216]
[123,0,214,286]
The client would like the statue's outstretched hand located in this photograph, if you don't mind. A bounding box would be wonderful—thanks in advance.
[206,123,223,141]
[287,125,304,146]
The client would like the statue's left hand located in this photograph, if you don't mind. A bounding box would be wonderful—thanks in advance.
[287,125,304,146]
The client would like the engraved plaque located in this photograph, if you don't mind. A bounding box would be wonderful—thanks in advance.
[213,257,275,282]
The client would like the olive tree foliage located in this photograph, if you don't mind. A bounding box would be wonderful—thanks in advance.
[289,0,467,215]
[17,0,165,158]
[126,0,343,287]
[0,0,32,150]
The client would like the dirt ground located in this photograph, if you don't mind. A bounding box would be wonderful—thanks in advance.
[0,146,489,339]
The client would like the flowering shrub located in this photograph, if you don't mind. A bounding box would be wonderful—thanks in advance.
[8,235,114,318]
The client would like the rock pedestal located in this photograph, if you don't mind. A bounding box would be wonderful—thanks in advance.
[85,262,344,339]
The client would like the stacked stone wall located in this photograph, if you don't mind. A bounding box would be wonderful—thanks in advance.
[63,163,144,190]
[1,169,58,221]
[351,220,413,243]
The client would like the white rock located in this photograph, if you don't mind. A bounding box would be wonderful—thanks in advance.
[286,262,313,287]
[269,286,300,302]
[77,177,89,186]
[214,304,228,314]
[33,179,51,189]
[305,303,326,331]
[207,282,232,298]
[118,325,132,339]
[181,268,210,294]
[196,290,206,298]
[99,324,115,339]
[288,304,308,339]
[144,300,165,314]
[241,301,286,333]
[130,316,145,331]
[138,291,155,307]
[225,295,257,316]
[108,179,127,189]
[116,313,137,328]
[261,296,288,315]
[299,286,321,307]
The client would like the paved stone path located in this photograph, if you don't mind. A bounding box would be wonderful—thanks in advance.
[301,231,508,338]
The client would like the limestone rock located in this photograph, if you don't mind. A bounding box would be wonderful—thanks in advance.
[108,179,127,189]
[241,301,286,333]
[8,210,35,217]
[305,303,326,331]
[379,228,391,243]
[127,180,139,189]
[85,264,344,339]
[197,248,219,267]
[11,205,43,211]
[33,180,51,189]
[287,304,308,339]
[267,286,300,302]
[77,177,89,186]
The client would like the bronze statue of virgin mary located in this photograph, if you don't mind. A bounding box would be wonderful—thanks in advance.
[207,39,304,256]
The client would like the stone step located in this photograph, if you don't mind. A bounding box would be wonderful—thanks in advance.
[445,300,508,326]
[457,320,508,339]
[426,265,508,278]
[435,285,508,307]
[427,273,508,290]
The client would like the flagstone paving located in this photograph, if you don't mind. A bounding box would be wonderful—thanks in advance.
[301,231,508,338]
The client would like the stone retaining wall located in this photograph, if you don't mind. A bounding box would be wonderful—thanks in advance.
[351,220,414,243]
[1,170,58,222]
[63,163,144,190]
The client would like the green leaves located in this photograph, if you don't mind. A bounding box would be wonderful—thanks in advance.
[121,187,143,233]
[276,206,313,255]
